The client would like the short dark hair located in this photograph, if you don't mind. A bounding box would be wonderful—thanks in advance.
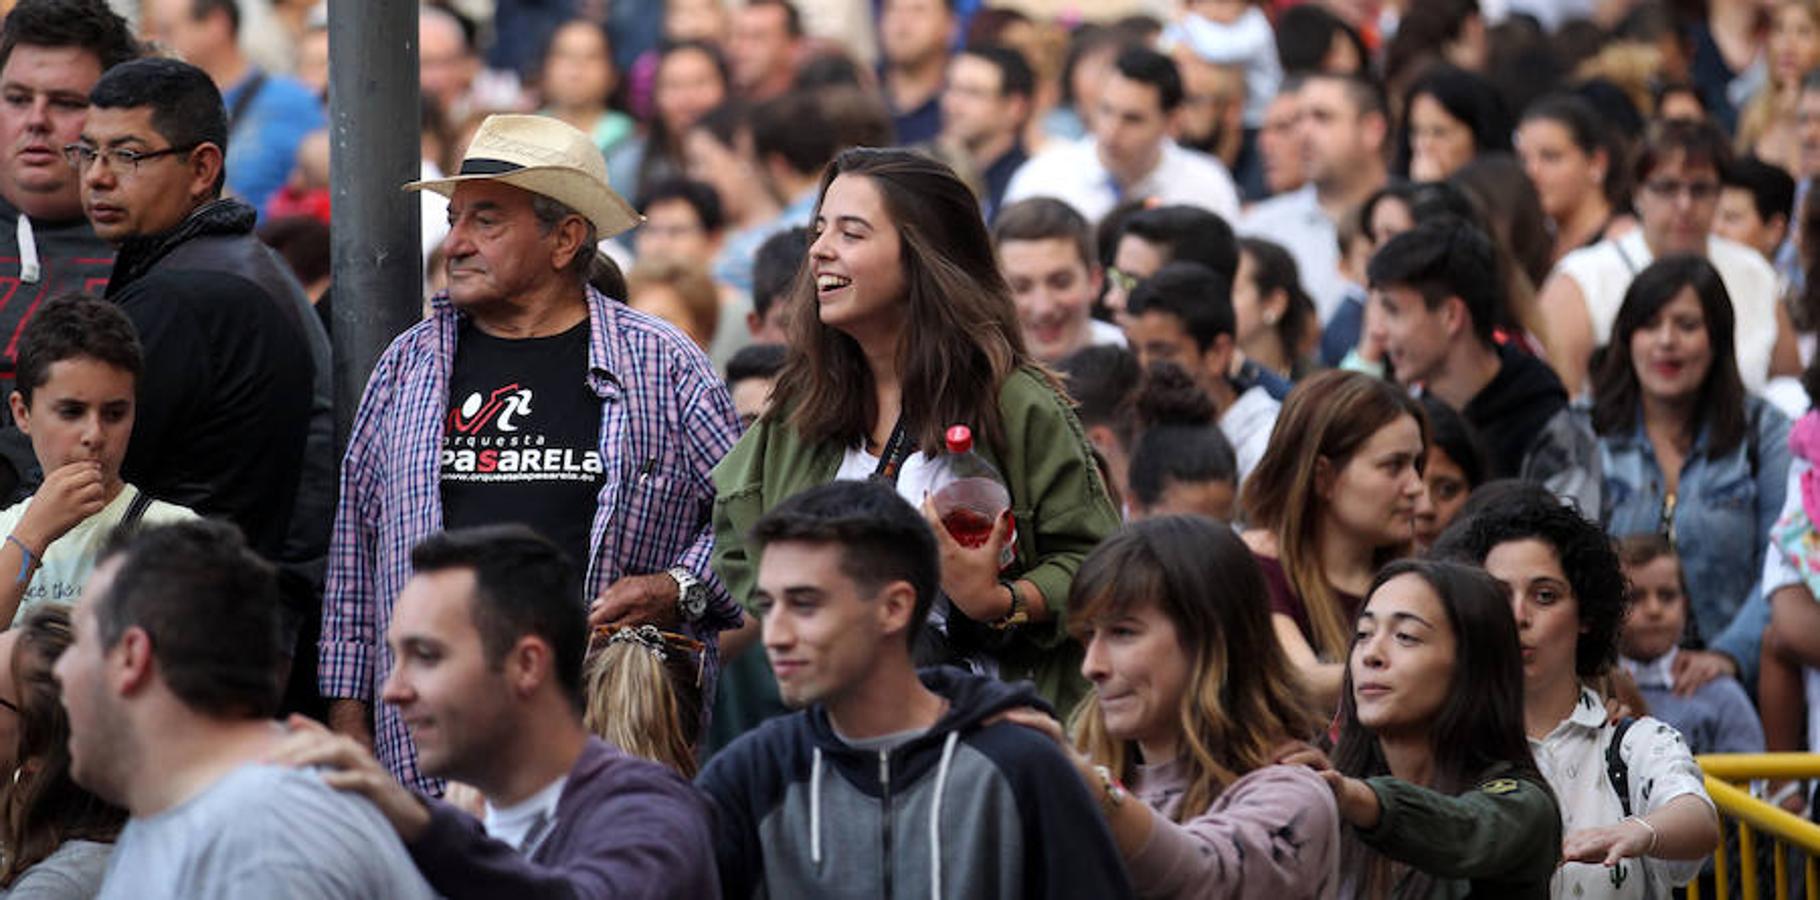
[87,57,227,195]
[1419,394,1488,490]
[638,177,726,233]
[1120,205,1238,281]
[14,293,141,406]
[95,520,282,718]
[1721,155,1796,226]
[750,480,938,647]
[1112,46,1183,112]
[748,0,803,37]
[1634,117,1730,187]
[1126,261,1236,352]
[411,526,588,711]
[1366,215,1501,346]
[1304,70,1388,120]
[993,197,1094,271]
[751,91,837,178]
[959,43,1034,100]
[1276,4,1366,75]
[189,0,238,36]
[726,342,786,385]
[1432,481,1630,678]
[0,0,137,74]
[1056,344,1141,448]
[752,226,808,319]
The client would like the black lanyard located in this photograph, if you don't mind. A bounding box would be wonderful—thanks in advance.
[870,421,916,485]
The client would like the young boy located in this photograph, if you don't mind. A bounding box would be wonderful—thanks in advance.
[1617,534,1765,755]
[0,294,195,624]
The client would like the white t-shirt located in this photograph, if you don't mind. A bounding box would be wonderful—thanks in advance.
[1221,384,1280,488]
[1003,137,1240,228]
[1088,318,1129,349]
[483,774,567,856]
[1531,687,1715,899]
[0,485,196,623]
[1553,230,1780,392]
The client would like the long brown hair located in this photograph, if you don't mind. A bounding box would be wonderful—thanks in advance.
[1240,370,1427,660]
[1068,517,1319,823]
[1,605,124,885]
[771,147,1034,455]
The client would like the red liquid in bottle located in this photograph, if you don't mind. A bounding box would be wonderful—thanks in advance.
[940,506,997,548]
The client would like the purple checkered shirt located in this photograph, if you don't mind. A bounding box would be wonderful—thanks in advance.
[318,286,741,793]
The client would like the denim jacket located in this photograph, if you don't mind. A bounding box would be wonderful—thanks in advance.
[1600,395,1791,684]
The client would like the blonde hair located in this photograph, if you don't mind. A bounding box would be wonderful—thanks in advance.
[626,257,720,349]
[1738,0,1820,152]
[582,626,706,778]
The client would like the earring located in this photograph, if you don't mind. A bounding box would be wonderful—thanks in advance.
[1265,313,1279,325]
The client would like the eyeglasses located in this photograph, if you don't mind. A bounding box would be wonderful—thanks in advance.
[1642,178,1721,203]
[1106,267,1140,294]
[62,142,200,174]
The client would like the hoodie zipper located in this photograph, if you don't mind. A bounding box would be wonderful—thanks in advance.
[880,749,894,900]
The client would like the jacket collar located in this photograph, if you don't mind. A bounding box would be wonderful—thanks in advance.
[106,198,256,297]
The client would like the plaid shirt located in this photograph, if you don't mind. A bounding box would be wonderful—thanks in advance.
[319,286,740,792]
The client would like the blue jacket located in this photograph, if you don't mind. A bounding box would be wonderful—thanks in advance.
[1600,395,1791,684]
[697,667,1134,900]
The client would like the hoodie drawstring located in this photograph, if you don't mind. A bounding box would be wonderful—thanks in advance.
[16,215,39,284]
[928,731,960,899]
[810,746,824,866]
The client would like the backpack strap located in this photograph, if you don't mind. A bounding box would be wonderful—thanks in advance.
[1607,716,1637,818]
[121,487,155,529]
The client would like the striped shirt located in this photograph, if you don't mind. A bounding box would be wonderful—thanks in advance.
[319,286,741,792]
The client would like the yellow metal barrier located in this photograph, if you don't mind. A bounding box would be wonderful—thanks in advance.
[1690,754,1820,900]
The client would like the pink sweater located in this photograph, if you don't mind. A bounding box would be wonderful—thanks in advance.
[1127,760,1341,899]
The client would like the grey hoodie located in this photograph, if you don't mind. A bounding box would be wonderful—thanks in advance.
[697,667,1134,899]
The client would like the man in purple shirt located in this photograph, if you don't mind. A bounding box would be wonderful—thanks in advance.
[279,525,717,899]
[319,114,741,792]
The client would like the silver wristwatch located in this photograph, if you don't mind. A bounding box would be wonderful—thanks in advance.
[669,566,707,622]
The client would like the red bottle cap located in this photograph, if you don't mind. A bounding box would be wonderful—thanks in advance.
[944,425,973,454]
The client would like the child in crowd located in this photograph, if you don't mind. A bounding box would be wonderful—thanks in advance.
[0,295,196,626]
[1160,0,1283,134]
[1617,534,1766,755]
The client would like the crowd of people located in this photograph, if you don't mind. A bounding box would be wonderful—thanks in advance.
[0,0,1812,896]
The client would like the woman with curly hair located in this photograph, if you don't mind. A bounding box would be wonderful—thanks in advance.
[1435,482,1720,898]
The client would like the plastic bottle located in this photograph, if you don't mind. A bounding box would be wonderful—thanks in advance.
[928,425,1017,570]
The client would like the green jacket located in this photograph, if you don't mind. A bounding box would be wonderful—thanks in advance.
[710,365,1121,716]
[1356,764,1561,899]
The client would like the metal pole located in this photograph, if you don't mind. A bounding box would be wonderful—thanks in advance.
[327,0,422,450]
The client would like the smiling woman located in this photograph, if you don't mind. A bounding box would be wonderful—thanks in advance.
[711,148,1120,734]
[1591,255,1791,695]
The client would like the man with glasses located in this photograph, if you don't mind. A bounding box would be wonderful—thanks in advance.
[1538,118,1799,396]
[74,57,333,712]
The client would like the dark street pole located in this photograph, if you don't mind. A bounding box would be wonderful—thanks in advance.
[327,0,422,449]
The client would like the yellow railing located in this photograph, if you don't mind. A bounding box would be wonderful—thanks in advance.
[1689,754,1820,900]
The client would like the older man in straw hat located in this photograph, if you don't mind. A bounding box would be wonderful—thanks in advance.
[320,113,742,792]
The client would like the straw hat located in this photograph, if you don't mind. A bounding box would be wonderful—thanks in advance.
[403,114,641,238]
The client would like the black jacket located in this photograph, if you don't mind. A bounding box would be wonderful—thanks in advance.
[107,199,334,597]
[1461,345,1571,480]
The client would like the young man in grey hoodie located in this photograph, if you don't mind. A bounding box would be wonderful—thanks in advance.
[698,479,1133,899]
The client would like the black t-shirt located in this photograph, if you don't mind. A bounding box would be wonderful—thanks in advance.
[441,319,605,572]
